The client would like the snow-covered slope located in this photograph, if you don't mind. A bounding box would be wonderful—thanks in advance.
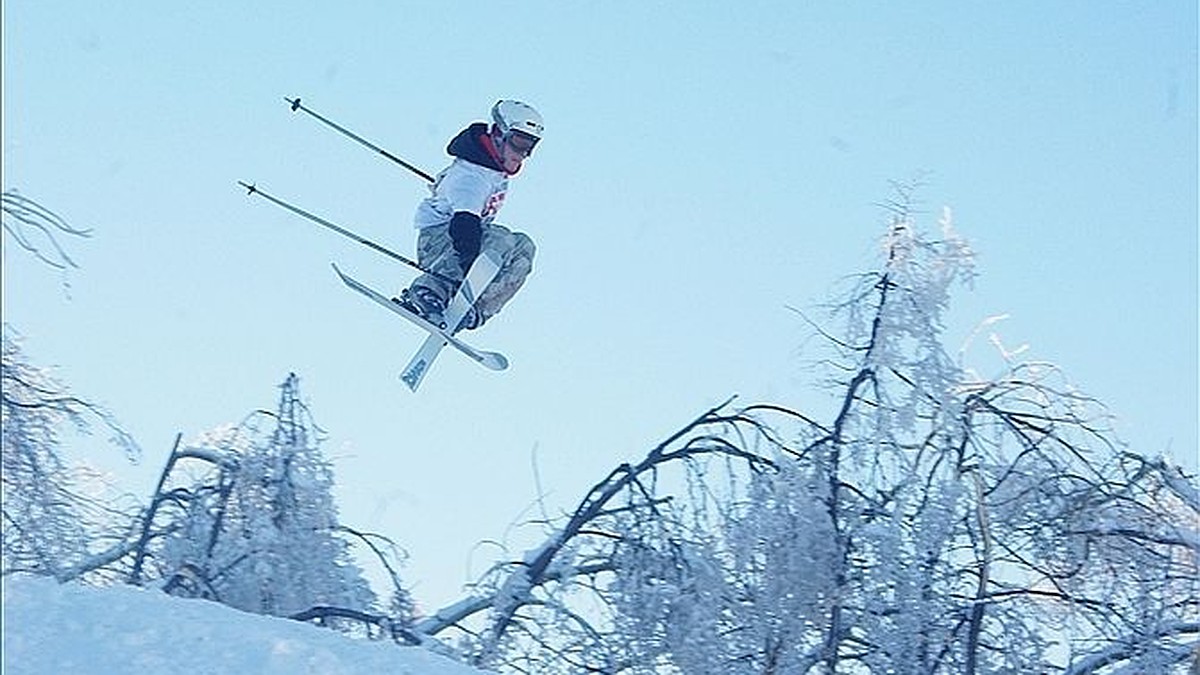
[2,575,483,675]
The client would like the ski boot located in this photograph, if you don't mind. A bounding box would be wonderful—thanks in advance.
[394,286,447,329]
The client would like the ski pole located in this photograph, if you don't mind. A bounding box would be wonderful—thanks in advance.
[284,97,436,184]
[237,181,457,286]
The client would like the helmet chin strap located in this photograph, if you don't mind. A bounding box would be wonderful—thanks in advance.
[482,127,503,159]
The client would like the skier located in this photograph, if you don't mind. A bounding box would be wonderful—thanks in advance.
[397,99,543,333]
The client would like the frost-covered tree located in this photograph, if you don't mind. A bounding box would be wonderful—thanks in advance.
[1,332,125,579]
[419,195,1198,674]
[153,374,376,622]
[2,194,138,582]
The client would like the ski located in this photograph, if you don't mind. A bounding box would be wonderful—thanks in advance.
[331,264,508,379]
[399,253,502,391]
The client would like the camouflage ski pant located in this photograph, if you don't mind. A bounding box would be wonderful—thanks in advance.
[410,222,535,327]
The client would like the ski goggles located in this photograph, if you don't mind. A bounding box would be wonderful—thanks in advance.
[505,130,540,156]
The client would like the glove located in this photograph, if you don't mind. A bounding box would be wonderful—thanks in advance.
[448,211,482,275]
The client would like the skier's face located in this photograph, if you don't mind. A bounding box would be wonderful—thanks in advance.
[500,131,538,173]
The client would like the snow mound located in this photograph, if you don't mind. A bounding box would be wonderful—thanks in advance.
[2,575,483,675]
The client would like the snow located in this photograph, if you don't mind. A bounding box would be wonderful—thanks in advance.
[1,575,484,675]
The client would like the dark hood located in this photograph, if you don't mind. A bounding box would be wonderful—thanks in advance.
[446,122,504,172]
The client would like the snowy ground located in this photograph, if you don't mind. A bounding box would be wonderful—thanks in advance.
[2,575,483,675]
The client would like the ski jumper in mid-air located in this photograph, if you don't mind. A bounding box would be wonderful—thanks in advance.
[398,99,543,333]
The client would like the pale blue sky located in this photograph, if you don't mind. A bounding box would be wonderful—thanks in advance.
[4,2,1196,611]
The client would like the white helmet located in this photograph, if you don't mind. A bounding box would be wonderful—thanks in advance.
[492,99,544,142]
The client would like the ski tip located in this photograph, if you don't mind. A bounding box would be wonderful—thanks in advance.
[471,349,509,371]
[330,262,357,287]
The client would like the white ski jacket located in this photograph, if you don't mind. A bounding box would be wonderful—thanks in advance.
[413,123,509,230]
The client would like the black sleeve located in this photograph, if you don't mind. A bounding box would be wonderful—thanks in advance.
[448,211,482,274]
